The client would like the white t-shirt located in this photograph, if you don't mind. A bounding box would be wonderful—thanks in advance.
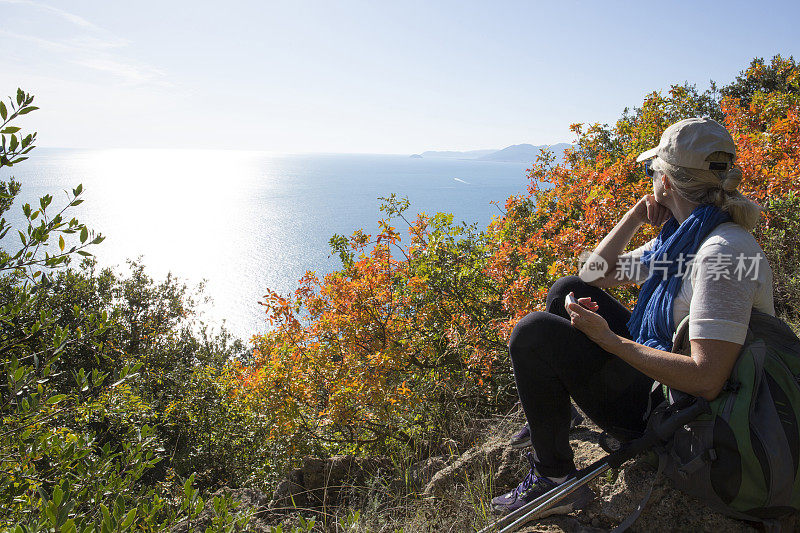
[618,222,774,344]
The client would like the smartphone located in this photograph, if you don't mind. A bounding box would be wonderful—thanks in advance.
[565,293,578,308]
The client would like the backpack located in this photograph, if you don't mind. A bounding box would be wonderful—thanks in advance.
[648,308,800,527]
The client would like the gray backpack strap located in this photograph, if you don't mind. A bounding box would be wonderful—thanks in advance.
[671,314,691,356]
[611,454,666,533]
[642,380,662,421]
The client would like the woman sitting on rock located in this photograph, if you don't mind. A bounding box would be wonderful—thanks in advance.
[491,118,774,515]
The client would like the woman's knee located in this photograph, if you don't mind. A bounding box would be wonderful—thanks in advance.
[508,311,562,363]
[546,275,603,315]
[547,275,589,301]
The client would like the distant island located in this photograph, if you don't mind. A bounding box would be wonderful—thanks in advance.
[410,143,572,163]
[414,149,497,159]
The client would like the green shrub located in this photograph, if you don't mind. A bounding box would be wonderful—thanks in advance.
[756,191,800,329]
[0,90,253,530]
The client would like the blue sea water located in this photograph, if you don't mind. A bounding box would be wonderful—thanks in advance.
[1,149,533,340]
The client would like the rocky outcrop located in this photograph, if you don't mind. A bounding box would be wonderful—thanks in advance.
[211,409,800,531]
[422,435,516,498]
[269,455,395,510]
[423,411,785,532]
[407,455,450,491]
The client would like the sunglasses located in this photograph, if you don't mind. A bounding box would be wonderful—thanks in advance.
[643,159,656,178]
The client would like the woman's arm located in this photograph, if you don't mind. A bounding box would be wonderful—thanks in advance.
[602,335,740,400]
[565,295,741,400]
[580,195,671,289]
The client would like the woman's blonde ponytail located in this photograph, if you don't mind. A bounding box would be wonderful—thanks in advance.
[651,152,764,230]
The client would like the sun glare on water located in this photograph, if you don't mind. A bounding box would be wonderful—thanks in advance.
[38,148,282,338]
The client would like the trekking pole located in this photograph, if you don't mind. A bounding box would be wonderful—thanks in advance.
[476,455,611,533]
[478,396,709,533]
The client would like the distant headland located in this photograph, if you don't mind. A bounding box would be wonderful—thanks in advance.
[410,143,572,163]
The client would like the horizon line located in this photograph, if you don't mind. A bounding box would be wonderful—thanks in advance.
[28,142,574,157]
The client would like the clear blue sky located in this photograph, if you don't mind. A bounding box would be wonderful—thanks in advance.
[2,0,799,154]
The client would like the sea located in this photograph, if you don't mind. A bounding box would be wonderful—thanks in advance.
[1,148,534,341]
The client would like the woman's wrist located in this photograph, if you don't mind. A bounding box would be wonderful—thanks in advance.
[598,330,625,354]
[624,208,646,227]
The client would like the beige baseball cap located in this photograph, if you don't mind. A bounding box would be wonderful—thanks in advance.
[636,117,736,171]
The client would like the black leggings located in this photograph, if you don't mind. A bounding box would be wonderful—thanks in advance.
[508,275,664,477]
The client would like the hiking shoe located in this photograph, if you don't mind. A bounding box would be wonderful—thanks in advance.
[569,405,584,428]
[490,454,591,515]
[509,423,533,449]
[508,405,584,449]
[598,431,622,454]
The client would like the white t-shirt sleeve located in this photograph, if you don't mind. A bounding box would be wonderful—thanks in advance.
[616,237,657,285]
[686,242,758,344]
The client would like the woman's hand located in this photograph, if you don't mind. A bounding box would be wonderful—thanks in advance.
[629,194,672,227]
[564,291,619,350]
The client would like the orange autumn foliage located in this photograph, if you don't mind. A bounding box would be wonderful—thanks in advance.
[234,56,800,456]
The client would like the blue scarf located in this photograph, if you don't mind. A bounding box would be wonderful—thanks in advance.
[626,203,731,351]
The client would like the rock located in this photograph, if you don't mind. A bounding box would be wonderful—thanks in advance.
[269,455,395,510]
[252,406,800,531]
[484,409,796,532]
[407,455,449,490]
[228,487,271,509]
[422,434,519,498]
[270,472,304,507]
[589,453,757,532]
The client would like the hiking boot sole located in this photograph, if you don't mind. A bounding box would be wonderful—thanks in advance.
[509,437,532,449]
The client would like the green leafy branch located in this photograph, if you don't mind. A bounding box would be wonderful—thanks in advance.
[0,88,37,168]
